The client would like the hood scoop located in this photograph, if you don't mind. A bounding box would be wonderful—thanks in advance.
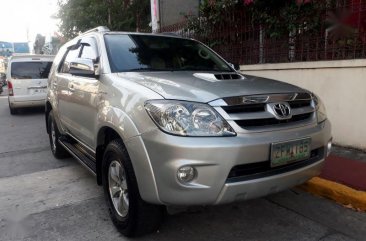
[193,73,245,82]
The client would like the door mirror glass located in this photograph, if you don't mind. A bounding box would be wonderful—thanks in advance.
[69,58,96,77]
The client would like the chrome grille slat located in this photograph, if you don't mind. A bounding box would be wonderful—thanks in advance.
[212,92,315,131]
[221,92,312,106]
[227,111,273,121]
[225,105,314,121]
[291,106,314,115]
[234,112,314,128]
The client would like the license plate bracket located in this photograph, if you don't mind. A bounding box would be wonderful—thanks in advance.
[270,138,311,167]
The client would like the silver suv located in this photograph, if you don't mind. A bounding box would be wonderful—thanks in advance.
[46,26,332,236]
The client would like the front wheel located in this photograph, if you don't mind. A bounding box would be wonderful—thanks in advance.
[102,139,164,237]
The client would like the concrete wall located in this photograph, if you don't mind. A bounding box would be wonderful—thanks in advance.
[240,59,366,150]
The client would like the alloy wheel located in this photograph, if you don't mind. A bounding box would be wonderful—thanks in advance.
[108,160,129,217]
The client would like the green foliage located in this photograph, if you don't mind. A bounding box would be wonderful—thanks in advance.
[186,0,328,39]
[250,0,327,38]
[57,0,151,39]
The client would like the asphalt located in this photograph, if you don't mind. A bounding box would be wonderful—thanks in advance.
[0,88,365,241]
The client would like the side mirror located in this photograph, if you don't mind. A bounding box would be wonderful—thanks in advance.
[69,58,96,77]
[230,63,240,71]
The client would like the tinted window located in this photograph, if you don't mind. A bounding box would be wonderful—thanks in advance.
[11,62,53,79]
[104,34,232,72]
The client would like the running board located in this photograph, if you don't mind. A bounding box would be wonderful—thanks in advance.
[58,137,97,175]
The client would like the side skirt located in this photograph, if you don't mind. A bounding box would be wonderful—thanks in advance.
[58,136,97,176]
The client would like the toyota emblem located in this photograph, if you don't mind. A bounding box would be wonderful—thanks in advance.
[269,102,292,120]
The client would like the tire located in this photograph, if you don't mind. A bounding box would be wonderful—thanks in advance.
[47,111,70,159]
[9,106,17,115]
[102,139,164,237]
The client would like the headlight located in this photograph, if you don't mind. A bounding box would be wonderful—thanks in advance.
[145,100,236,136]
[312,94,327,123]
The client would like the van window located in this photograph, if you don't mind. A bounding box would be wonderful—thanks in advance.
[11,61,53,79]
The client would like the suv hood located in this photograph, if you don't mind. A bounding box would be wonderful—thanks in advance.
[117,72,307,103]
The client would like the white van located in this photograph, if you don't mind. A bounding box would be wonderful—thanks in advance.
[7,55,54,114]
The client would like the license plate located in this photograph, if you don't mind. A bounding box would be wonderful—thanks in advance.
[32,88,46,94]
[270,138,311,167]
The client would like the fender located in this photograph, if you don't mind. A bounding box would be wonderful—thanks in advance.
[96,105,161,204]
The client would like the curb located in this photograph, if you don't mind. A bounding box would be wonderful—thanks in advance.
[299,177,366,211]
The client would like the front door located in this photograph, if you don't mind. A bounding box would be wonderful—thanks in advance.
[56,43,82,135]
[66,36,100,148]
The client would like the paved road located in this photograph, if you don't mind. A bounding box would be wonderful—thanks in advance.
[0,94,365,241]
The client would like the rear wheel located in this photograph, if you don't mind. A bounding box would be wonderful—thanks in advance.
[47,111,70,159]
[102,139,164,237]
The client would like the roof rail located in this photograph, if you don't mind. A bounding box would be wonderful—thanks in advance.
[82,26,110,35]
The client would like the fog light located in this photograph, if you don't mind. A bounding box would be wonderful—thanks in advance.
[326,139,332,157]
[177,166,196,183]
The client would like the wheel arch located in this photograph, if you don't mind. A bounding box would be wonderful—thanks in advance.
[96,126,121,185]
[95,125,161,204]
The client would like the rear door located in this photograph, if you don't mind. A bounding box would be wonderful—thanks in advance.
[10,57,53,99]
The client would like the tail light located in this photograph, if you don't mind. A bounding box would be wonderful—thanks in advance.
[7,80,14,96]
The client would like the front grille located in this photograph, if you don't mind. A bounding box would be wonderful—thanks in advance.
[226,147,324,183]
[235,113,312,128]
[218,93,314,130]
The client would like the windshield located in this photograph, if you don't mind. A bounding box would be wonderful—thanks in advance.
[11,61,53,79]
[104,34,232,72]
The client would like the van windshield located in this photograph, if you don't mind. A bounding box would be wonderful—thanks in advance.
[11,62,53,79]
[104,34,232,72]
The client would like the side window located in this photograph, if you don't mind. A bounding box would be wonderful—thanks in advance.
[80,37,98,61]
[59,46,81,73]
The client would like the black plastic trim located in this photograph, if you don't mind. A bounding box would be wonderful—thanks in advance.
[226,147,324,183]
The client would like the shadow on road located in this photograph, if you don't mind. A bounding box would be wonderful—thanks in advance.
[14,107,45,116]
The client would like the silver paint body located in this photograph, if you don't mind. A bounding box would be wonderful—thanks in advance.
[47,31,332,205]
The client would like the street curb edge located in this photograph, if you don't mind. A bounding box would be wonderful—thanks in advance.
[299,177,366,211]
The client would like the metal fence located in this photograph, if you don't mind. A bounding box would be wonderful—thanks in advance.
[155,1,366,65]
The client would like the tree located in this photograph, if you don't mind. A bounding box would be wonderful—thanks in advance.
[57,0,151,39]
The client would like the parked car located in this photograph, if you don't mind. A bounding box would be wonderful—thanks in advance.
[7,55,54,114]
[46,26,332,237]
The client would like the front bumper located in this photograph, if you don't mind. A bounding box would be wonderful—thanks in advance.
[134,120,331,205]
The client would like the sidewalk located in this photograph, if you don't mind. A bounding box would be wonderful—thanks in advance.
[300,145,366,211]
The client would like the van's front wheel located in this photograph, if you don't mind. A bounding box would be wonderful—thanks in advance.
[102,139,164,237]
[9,103,17,115]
